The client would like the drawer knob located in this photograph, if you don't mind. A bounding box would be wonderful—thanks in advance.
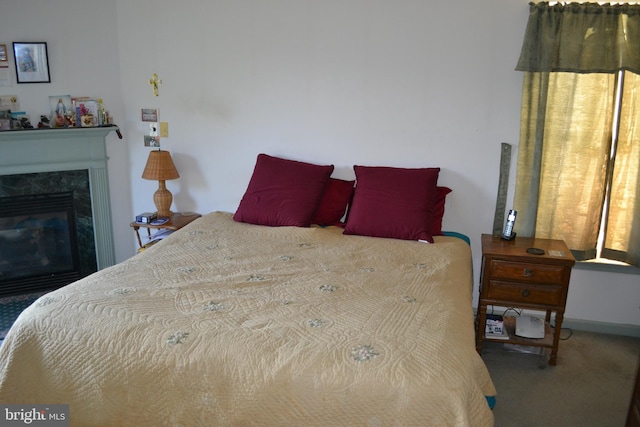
[523,268,533,277]
[522,289,531,297]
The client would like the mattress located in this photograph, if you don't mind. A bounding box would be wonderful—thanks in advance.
[0,211,495,426]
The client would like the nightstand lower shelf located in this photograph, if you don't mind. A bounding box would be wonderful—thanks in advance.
[483,316,554,348]
[130,212,201,249]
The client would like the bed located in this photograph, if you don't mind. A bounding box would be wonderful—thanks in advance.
[0,154,496,426]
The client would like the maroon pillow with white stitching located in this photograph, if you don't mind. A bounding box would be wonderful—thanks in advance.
[233,154,334,227]
[344,165,440,242]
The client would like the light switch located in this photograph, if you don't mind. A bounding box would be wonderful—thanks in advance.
[149,122,158,137]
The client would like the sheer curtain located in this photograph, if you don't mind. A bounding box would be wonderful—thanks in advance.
[604,71,640,266]
[513,2,640,267]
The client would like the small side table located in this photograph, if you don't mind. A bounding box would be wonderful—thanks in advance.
[130,212,201,249]
[476,234,575,365]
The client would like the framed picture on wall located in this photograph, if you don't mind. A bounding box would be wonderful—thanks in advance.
[0,45,7,62]
[141,108,159,122]
[13,42,50,83]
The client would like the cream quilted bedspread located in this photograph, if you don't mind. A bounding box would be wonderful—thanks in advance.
[0,212,495,426]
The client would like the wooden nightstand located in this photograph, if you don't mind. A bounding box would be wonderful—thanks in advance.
[130,212,201,249]
[476,234,575,365]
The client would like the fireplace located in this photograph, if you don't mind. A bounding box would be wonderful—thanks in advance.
[0,192,82,296]
[0,126,119,296]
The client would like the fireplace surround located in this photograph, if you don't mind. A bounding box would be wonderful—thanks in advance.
[0,126,118,296]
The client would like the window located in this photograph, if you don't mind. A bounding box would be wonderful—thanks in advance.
[513,2,640,269]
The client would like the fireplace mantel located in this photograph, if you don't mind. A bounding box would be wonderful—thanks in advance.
[0,126,119,270]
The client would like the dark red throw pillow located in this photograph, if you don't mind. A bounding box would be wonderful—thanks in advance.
[344,165,440,242]
[312,178,355,226]
[432,186,452,236]
[233,154,334,227]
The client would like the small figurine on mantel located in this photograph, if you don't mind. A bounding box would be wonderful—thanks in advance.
[66,112,76,127]
[20,117,33,129]
[38,115,51,128]
[54,111,67,127]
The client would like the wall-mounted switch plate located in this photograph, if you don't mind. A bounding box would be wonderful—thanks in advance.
[159,122,169,138]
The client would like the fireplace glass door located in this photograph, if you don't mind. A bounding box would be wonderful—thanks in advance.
[0,192,81,296]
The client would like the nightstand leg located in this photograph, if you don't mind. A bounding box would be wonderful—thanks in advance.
[549,312,564,365]
[476,305,487,354]
[133,226,143,248]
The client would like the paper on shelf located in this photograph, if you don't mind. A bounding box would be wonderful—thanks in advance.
[141,229,174,245]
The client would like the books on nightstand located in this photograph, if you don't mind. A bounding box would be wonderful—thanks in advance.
[485,314,509,340]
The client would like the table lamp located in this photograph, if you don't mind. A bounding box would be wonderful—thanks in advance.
[142,149,180,218]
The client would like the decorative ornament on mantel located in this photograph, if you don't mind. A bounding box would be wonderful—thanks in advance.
[148,73,162,96]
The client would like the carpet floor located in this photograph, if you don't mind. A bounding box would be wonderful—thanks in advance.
[0,293,43,341]
[482,329,640,427]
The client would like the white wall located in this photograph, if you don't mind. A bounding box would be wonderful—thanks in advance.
[1,0,638,330]
[0,0,131,266]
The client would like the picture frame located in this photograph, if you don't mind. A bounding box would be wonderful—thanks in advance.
[0,45,7,62]
[13,42,50,83]
[144,135,160,147]
[141,108,159,122]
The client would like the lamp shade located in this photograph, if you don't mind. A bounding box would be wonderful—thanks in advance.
[142,150,180,181]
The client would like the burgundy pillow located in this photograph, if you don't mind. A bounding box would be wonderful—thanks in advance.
[432,186,452,236]
[312,178,355,226]
[343,165,440,242]
[233,154,334,227]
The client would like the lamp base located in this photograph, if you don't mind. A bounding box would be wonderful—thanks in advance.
[153,180,173,218]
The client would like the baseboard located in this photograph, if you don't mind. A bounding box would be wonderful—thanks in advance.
[560,318,640,338]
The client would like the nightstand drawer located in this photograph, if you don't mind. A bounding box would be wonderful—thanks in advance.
[486,280,564,306]
[490,259,566,284]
